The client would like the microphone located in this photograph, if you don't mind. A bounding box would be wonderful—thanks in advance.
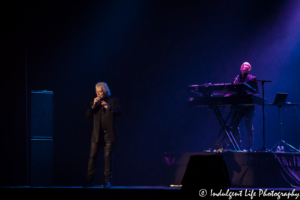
[257,80,272,83]
[233,75,239,83]
[97,98,103,107]
[92,98,102,109]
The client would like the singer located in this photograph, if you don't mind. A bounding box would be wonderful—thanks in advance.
[230,62,259,151]
[83,82,121,188]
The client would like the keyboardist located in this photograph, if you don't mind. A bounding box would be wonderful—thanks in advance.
[227,62,259,151]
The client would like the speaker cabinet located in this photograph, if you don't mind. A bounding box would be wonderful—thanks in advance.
[181,154,231,190]
[30,90,53,186]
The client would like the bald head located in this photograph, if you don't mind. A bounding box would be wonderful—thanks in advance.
[240,62,251,74]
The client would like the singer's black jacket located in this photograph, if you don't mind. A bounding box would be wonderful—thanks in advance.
[86,97,121,143]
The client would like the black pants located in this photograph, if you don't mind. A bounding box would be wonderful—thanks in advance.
[231,106,255,150]
[87,130,114,183]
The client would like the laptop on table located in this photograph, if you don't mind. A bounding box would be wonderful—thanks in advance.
[272,93,288,105]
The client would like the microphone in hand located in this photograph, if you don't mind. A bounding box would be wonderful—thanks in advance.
[92,97,102,108]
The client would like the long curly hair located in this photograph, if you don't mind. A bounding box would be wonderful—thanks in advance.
[95,82,111,97]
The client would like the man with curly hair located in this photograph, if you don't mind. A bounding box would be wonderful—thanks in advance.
[83,82,121,188]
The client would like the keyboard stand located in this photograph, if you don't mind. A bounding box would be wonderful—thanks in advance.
[211,104,243,152]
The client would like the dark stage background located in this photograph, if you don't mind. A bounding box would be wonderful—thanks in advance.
[1,0,300,186]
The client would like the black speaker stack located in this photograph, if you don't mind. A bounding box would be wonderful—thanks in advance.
[30,90,53,185]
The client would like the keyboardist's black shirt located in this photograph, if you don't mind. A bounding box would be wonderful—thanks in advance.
[234,73,259,94]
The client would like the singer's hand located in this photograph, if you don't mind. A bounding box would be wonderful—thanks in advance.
[93,97,101,107]
[101,101,110,109]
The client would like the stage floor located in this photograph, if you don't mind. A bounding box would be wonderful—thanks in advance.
[2,185,300,190]
[3,152,300,199]
[2,186,300,200]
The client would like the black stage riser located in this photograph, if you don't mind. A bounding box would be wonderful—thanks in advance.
[162,152,300,188]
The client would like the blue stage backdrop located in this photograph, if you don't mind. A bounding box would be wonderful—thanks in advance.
[2,0,300,186]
